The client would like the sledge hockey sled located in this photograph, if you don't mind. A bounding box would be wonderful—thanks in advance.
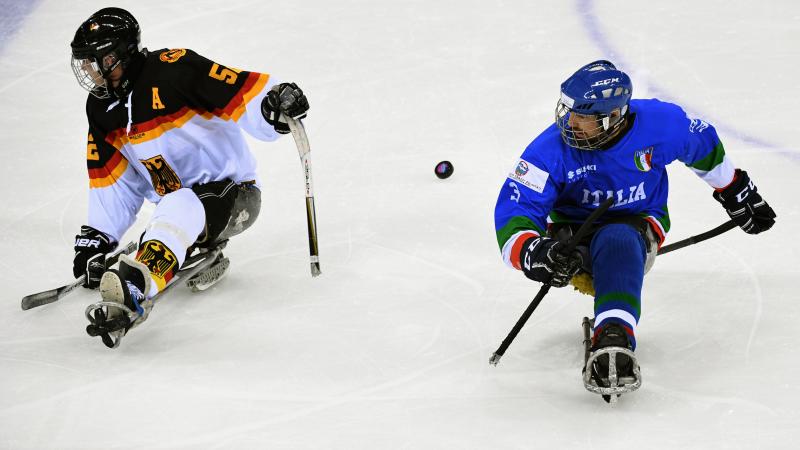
[581,317,642,404]
[85,242,227,349]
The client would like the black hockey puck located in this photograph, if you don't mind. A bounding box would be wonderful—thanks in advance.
[435,161,454,179]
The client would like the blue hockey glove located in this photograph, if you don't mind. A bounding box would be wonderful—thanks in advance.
[261,82,309,134]
[520,236,586,288]
[73,225,116,288]
[713,169,776,235]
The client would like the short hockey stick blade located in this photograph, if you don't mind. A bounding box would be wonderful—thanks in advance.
[21,241,138,311]
[21,279,84,310]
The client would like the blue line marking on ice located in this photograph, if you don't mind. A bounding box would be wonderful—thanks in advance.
[576,0,799,163]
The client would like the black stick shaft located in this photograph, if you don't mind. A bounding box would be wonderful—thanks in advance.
[657,220,736,256]
[490,197,615,366]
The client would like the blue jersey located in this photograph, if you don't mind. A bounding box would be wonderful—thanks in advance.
[494,98,735,270]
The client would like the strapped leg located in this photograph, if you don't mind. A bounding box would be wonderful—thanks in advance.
[583,223,647,402]
[186,180,261,290]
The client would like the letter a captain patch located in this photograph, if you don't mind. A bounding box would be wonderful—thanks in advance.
[634,146,654,172]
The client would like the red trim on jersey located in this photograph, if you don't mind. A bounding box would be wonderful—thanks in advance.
[212,72,269,121]
[509,231,539,270]
[715,170,738,192]
[643,217,665,248]
[100,72,269,149]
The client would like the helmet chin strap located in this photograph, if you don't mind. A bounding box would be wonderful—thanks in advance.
[109,50,146,99]
[601,104,629,131]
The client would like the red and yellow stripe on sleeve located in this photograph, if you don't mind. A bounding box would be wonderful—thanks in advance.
[211,72,270,122]
[106,107,206,148]
[89,149,129,188]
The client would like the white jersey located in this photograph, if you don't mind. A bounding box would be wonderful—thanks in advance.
[84,48,281,242]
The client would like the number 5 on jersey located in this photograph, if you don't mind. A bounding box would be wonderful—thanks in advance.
[208,63,241,84]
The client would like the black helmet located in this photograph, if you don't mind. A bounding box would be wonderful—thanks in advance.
[70,7,143,99]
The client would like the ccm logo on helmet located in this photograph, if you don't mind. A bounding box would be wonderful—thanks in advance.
[591,77,620,87]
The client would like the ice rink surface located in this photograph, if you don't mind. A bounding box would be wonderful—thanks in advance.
[1,0,798,448]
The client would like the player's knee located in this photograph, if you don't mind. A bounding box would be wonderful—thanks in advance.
[591,223,646,263]
[217,184,261,241]
[148,188,206,246]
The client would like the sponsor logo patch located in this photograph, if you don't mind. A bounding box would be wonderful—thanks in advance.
[567,164,597,182]
[509,158,549,193]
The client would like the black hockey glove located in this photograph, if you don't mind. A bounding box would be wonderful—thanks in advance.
[520,236,586,288]
[73,225,116,289]
[260,82,309,134]
[713,169,776,235]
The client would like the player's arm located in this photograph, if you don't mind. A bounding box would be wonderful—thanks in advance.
[494,152,583,287]
[678,115,775,234]
[170,49,308,140]
[74,125,146,288]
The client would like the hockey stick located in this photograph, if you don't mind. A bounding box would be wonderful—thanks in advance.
[490,197,615,366]
[21,241,138,311]
[286,116,321,277]
[656,219,736,256]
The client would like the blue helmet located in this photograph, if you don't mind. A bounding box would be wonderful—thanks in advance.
[555,60,632,150]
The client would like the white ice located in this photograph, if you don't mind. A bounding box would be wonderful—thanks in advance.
[1,0,798,448]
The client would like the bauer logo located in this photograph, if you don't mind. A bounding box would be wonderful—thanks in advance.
[509,158,548,193]
[634,146,653,172]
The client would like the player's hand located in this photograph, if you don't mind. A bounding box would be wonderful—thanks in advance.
[261,82,309,134]
[713,169,776,234]
[73,225,116,289]
[520,236,585,287]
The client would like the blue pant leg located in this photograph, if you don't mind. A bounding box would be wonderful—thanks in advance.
[590,223,646,349]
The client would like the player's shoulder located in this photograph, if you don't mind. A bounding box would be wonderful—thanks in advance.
[145,48,212,77]
[522,123,565,168]
[150,48,203,64]
[84,92,117,123]
[630,98,692,136]
[631,98,688,123]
